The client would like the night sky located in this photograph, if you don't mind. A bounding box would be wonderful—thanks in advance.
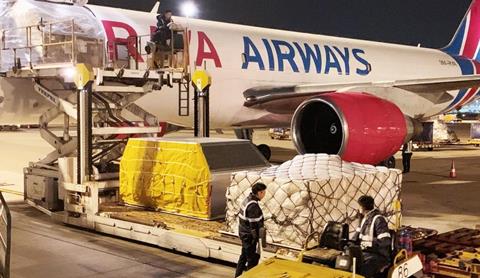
[88,0,471,49]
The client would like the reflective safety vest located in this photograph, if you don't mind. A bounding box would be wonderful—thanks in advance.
[357,213,391,252]
[238,194,264,240]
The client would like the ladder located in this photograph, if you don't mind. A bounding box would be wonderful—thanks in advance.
[178,76,190,116]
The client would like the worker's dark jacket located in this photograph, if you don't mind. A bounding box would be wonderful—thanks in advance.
[154,15,173,42]
[353,209,392,259]
[238,193,264,241]
[156,15,172,31]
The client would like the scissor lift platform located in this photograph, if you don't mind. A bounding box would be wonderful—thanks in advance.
[0,18,308,267]
[0,19,191,210]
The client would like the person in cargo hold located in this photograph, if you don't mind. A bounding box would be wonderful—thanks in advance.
[235,182,266,277]
[353,195,392,278]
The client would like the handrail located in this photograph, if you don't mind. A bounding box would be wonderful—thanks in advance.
[105,27,190,72]
[0,192,11,278]
[0,19,105,71]
[8,21,73,69]
[0,18,76,33]
[130,34,151,70]
[1,19,76,49]
[0,19,193,73]
[5,41,74,51]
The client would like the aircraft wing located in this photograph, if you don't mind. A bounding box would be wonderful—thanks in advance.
[243,74,480,113]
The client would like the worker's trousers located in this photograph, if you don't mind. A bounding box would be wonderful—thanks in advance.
[402,153,412,173]
[235,238,260,277]
[359,252,390,278]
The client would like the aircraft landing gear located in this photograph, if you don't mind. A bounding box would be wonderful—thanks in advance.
[234,128,253,141]
[256,144,272,161]
[379,156,396,169]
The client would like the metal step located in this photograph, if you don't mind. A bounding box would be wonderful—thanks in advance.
[93,85,150,94]
[92,126,162,135]
[178,81,190,117]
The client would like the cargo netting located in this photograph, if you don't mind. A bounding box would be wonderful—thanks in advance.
[226,154,402,249]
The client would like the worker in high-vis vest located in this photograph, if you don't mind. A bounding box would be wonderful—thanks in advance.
[352,195,392,278]
[235,182,267,277]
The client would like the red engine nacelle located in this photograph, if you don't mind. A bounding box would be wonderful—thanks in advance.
[291,92,417,165]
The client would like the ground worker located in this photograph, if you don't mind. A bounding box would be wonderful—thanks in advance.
[402,141,413,173]
[235,182,267,277]
[149,10,175,69]
[155,10,174,46]
[352,195,392,278]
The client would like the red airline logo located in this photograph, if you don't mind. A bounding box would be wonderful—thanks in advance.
[102,20,222,68]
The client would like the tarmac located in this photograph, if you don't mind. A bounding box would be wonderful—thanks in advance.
[0,127,479,277]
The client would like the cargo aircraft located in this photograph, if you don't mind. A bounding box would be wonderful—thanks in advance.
[1,0,480,165]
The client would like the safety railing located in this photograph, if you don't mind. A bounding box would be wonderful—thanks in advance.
[1,19,103,72]
[106,28,189,73]
[0,20,190,75]
[0,192,11,278]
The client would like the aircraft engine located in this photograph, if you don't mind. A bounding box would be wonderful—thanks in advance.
[291,92,420,165]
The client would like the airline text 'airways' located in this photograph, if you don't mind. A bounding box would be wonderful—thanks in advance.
[241,36,371,76]
[100,20,370,76]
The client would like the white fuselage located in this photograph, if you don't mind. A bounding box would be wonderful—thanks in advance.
[88,5,466,128]
[0,2,472,127]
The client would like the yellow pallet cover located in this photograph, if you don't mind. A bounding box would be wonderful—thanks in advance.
[120,139,211,219]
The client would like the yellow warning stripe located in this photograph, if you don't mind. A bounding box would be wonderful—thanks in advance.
[0,188,23,196]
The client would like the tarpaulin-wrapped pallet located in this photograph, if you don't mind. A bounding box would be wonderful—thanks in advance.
[226,154,402,249]
[120,138,211,219]
[120,137,270,220]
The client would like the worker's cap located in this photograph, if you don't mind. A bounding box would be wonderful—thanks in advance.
[252,183,267,194]
[358,195,375,210]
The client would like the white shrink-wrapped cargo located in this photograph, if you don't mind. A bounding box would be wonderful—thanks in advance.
[225,154,402,249]
[0,0,104,71]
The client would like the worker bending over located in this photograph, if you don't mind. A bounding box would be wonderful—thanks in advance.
[353,195,392,278]
[235,183,267,277]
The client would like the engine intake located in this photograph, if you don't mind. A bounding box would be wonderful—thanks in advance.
[292,92,419,165]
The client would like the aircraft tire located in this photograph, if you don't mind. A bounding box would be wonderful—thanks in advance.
[257,144,271,160]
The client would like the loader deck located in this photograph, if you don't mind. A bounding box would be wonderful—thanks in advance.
[99,203,225,238]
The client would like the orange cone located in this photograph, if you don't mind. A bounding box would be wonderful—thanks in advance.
[450,160,457,178]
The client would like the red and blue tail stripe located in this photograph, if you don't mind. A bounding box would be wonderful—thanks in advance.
[457,59,480,107]
[442,0,480,109]
[443,0,480,60]
[444,56,480,110]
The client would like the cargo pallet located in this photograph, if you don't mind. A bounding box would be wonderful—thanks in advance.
[467,139,480,147]
[415,228,480,257]
[414,228,480,277]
